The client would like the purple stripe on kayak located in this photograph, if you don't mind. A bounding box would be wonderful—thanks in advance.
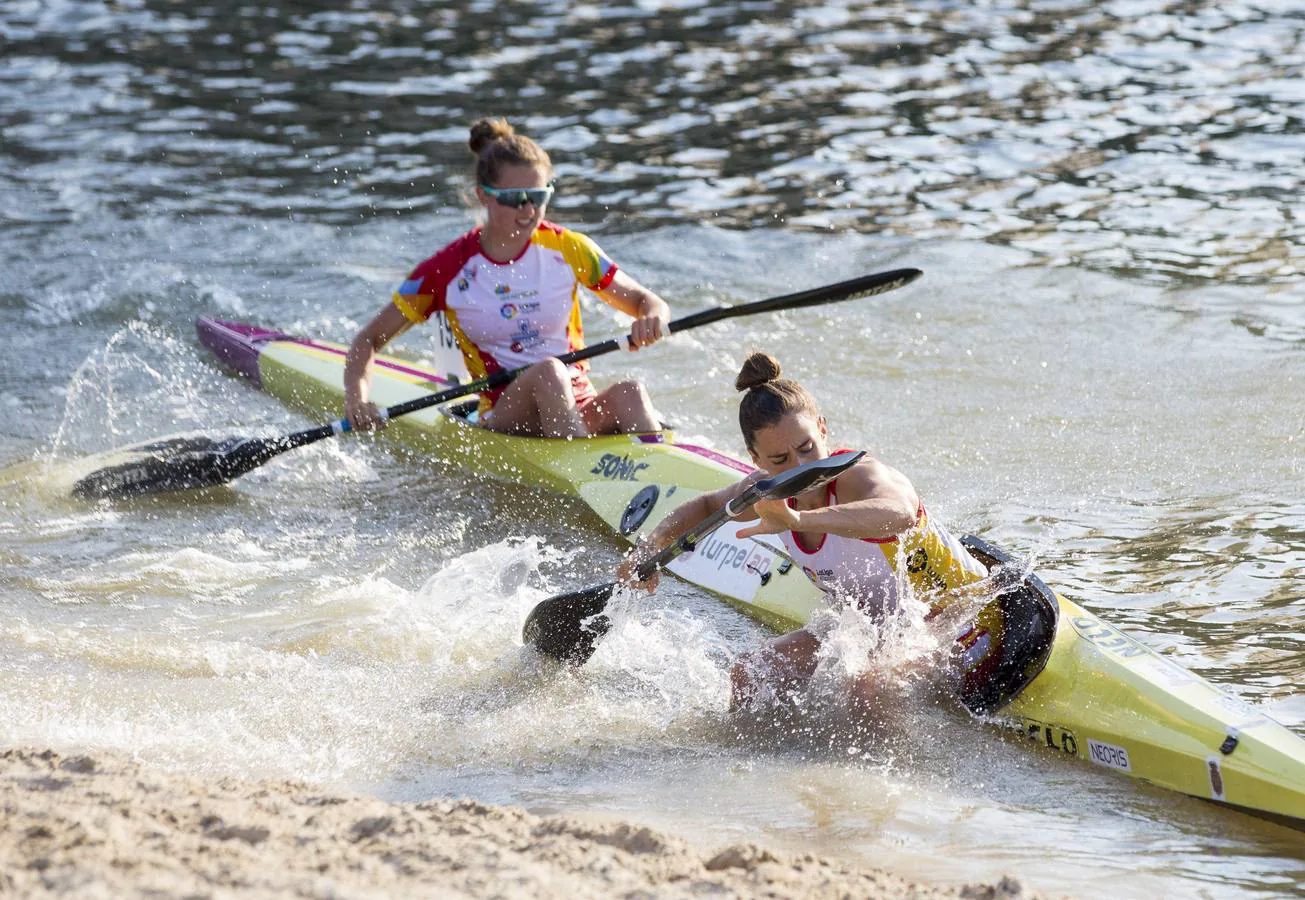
[676,443,754,473]
[196,316,287,389]
[197,317,454,389]
[201,319,294,343]
[288,338,451,385]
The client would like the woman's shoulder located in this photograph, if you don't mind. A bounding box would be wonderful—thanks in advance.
[406,228,483,278]
[532,219,588,244]
[535,219,613,249]
[837,452,915,496]
[531,223,618,289]
[432,227,483,261]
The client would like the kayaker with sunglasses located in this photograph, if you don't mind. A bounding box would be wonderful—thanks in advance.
[618,351,990,712]
[344,117,671,437]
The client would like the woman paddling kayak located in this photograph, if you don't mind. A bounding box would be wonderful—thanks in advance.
[344,117,671,437]
[619,351,990,711]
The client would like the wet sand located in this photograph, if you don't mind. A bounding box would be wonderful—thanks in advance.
[1,746,1054,899]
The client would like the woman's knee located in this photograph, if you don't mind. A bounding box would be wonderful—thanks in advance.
[524,357,570,387]
[600,380,655,423]
[610,379,651,406]
[522,359,577,405]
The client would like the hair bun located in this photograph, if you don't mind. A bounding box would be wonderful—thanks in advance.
[468,117,516,156]
[735,351,783,391]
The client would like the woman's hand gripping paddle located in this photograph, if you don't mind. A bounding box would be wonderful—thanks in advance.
[69,270,918,500]
[521,451,866,665]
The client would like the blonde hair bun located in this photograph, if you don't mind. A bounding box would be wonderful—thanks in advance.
[466,117,551,188]
[468,117,516,157]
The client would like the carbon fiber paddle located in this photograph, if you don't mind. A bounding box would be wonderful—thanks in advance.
[522,452,866,665]
[71,269,918,500]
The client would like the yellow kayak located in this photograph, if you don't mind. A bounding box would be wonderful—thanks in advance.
[960,537,1305,831]
[196,317,826,627]
[198,316,1305,830]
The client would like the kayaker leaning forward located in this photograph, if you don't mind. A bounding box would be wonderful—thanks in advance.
[344,117,671,437]
[619,351,990,711]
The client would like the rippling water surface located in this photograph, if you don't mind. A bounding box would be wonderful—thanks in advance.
[2,1,1303,897]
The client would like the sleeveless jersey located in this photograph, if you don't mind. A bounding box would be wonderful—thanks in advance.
[392,222,618,412]
[777,452,988,618]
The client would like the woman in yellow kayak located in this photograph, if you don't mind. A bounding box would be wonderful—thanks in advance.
[344,118,671,437]
[620,351,989,711]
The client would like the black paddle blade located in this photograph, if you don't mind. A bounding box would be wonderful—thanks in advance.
[522,452,868,666]
[750,449,866,502]
[522,581,618,665]
[777,267,922,311]
[70,435,290,500]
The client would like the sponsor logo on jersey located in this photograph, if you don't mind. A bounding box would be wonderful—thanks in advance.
[510,320,541,345]
[495,283,511,295]
[500,303,518,319]
[800,566,836,585]
[457,277,469,291]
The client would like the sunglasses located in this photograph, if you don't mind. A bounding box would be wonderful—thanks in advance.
[480,182,555,209]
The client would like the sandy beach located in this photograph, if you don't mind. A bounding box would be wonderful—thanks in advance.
[0,746,1053,899]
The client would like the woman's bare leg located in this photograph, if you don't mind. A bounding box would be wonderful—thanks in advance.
[581,379,659,435]
[848,654,934,721]
[730,628,822,712]
[481,359,587,438]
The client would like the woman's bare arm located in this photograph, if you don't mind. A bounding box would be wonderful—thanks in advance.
[595,270,671,349]
[343,303,413,430]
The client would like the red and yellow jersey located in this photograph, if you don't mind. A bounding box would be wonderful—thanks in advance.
[392,222,619,411]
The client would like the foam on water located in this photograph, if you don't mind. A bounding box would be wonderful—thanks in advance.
[44,322,258,458]
[0,538,530,780]
[0,531,733,788]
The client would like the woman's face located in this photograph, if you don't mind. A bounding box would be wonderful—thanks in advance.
[747,412,829,475]
[477,162,551,241]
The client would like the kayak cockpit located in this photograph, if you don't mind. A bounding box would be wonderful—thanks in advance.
[954,535,1059,716]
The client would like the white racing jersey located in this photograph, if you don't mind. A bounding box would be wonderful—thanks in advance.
[776,451,988,617]
[392,221,618,412]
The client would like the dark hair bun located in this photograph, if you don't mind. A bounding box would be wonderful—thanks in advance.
[468,117,515,156]
[735,351,782,391]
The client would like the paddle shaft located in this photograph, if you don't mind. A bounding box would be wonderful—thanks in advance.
[291,268,922,448]
[631,472,788,580]
[520,451,866,664]
[70,270,919,500]
[521,485,772,658]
